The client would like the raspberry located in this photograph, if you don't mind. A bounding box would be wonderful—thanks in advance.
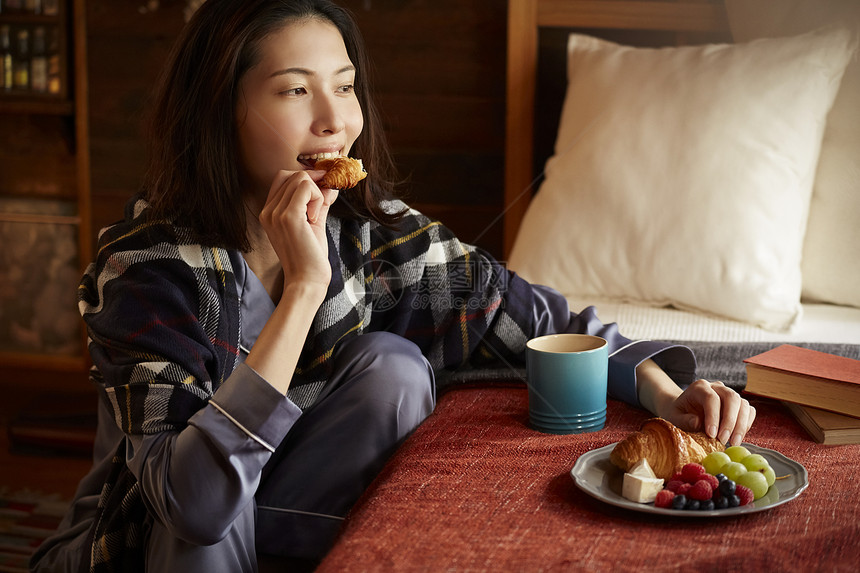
[688,480,713,501]
[665,480,685,493]
[735,484,755,506]
[671,472,684,482]
[655,489,675,508]
[677,483,692,496]
[681,463,707,483]
[700,473,720,491]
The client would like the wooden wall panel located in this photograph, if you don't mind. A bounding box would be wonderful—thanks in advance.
[349,0,507,255]
[86,1,182,244]
[0,115,77,199]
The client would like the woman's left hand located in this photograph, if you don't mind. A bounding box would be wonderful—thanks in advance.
[662,379,756,447]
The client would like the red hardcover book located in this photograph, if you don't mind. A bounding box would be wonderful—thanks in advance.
[743,345,860,418]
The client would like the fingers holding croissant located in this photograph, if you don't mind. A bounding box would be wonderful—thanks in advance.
[314,156,367,190]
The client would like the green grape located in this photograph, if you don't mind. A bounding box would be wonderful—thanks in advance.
[736,471,769,499]
[720,461,748,482]
[740,453,769,472]
[725,445,751,462]
[762,465,776,487]
[702,451,731,476]
[740,453,776,487]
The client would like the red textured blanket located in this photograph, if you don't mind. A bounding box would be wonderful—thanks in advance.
[318,383,860,572]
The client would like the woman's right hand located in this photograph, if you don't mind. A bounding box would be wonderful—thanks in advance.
[258,169,339,295]
[245,170,338,395]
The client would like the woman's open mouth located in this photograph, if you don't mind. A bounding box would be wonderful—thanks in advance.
[297,151,341,169]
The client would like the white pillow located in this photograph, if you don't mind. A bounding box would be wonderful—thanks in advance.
[508,29,855,331]
[725,0,860,309]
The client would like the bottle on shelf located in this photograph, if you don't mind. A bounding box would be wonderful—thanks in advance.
[46,23,59,94]
[43,1,60,17]
[4,1,26,15]
[1,25,13,92]
[25,0,44,15]
[1,1,64,98]
[30,25,46,93]
[12,27,29,91]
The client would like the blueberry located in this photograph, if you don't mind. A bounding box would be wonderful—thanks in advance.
[719,479,736,497]
[714,496,729,509]
[700,499,715,511]
[672,495,687,510]
[715,473,727,483]
[685,499,700,511]
[727,494,741,508]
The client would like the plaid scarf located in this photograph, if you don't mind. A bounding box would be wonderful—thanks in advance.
[77,197,538,571]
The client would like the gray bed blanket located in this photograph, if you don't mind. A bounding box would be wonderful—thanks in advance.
[669,341,860,390]
[445,341,860,392]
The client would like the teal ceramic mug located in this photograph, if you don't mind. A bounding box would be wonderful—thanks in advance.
[525,334,608,434]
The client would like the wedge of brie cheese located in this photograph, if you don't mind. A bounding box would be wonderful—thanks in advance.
[621,458,664,504]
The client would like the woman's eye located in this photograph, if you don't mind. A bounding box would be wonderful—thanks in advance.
[338,84,355,94]
[281,87,307,96]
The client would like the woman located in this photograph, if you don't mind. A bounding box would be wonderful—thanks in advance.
[31,1,754,571]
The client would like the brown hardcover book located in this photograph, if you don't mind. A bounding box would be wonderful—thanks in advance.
[743,345,860,418]
[783,401,860,445]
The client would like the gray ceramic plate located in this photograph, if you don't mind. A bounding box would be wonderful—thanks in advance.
[570,443,808,517]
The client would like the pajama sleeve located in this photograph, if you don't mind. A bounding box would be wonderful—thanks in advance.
[125,364,301,545]
[530,284,697,408]
[76,207,305,546]
[30,363,301,570]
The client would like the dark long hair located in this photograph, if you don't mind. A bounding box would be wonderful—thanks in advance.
[142,0,403,251]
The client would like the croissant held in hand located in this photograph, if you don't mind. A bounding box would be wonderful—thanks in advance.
[610,418,724,481]
[315,156,367,190]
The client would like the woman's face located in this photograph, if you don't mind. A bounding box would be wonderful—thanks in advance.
[235,18,364,197]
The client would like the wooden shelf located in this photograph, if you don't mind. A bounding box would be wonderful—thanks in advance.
[0,351,87,372]
[0,95,74,115]
[0,13,62,25]
[0,0,89,383]
[0,1,70,105]
[0,210,80,224]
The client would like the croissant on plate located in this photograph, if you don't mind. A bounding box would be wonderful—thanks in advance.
[315,156,367,190]
[609,418,725,481]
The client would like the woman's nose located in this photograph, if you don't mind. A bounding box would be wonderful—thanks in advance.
[311,94,346,135]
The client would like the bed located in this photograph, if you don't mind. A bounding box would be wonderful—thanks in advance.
[502,0,860,347]
[472,0,860,388]
[316,1,860,570]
